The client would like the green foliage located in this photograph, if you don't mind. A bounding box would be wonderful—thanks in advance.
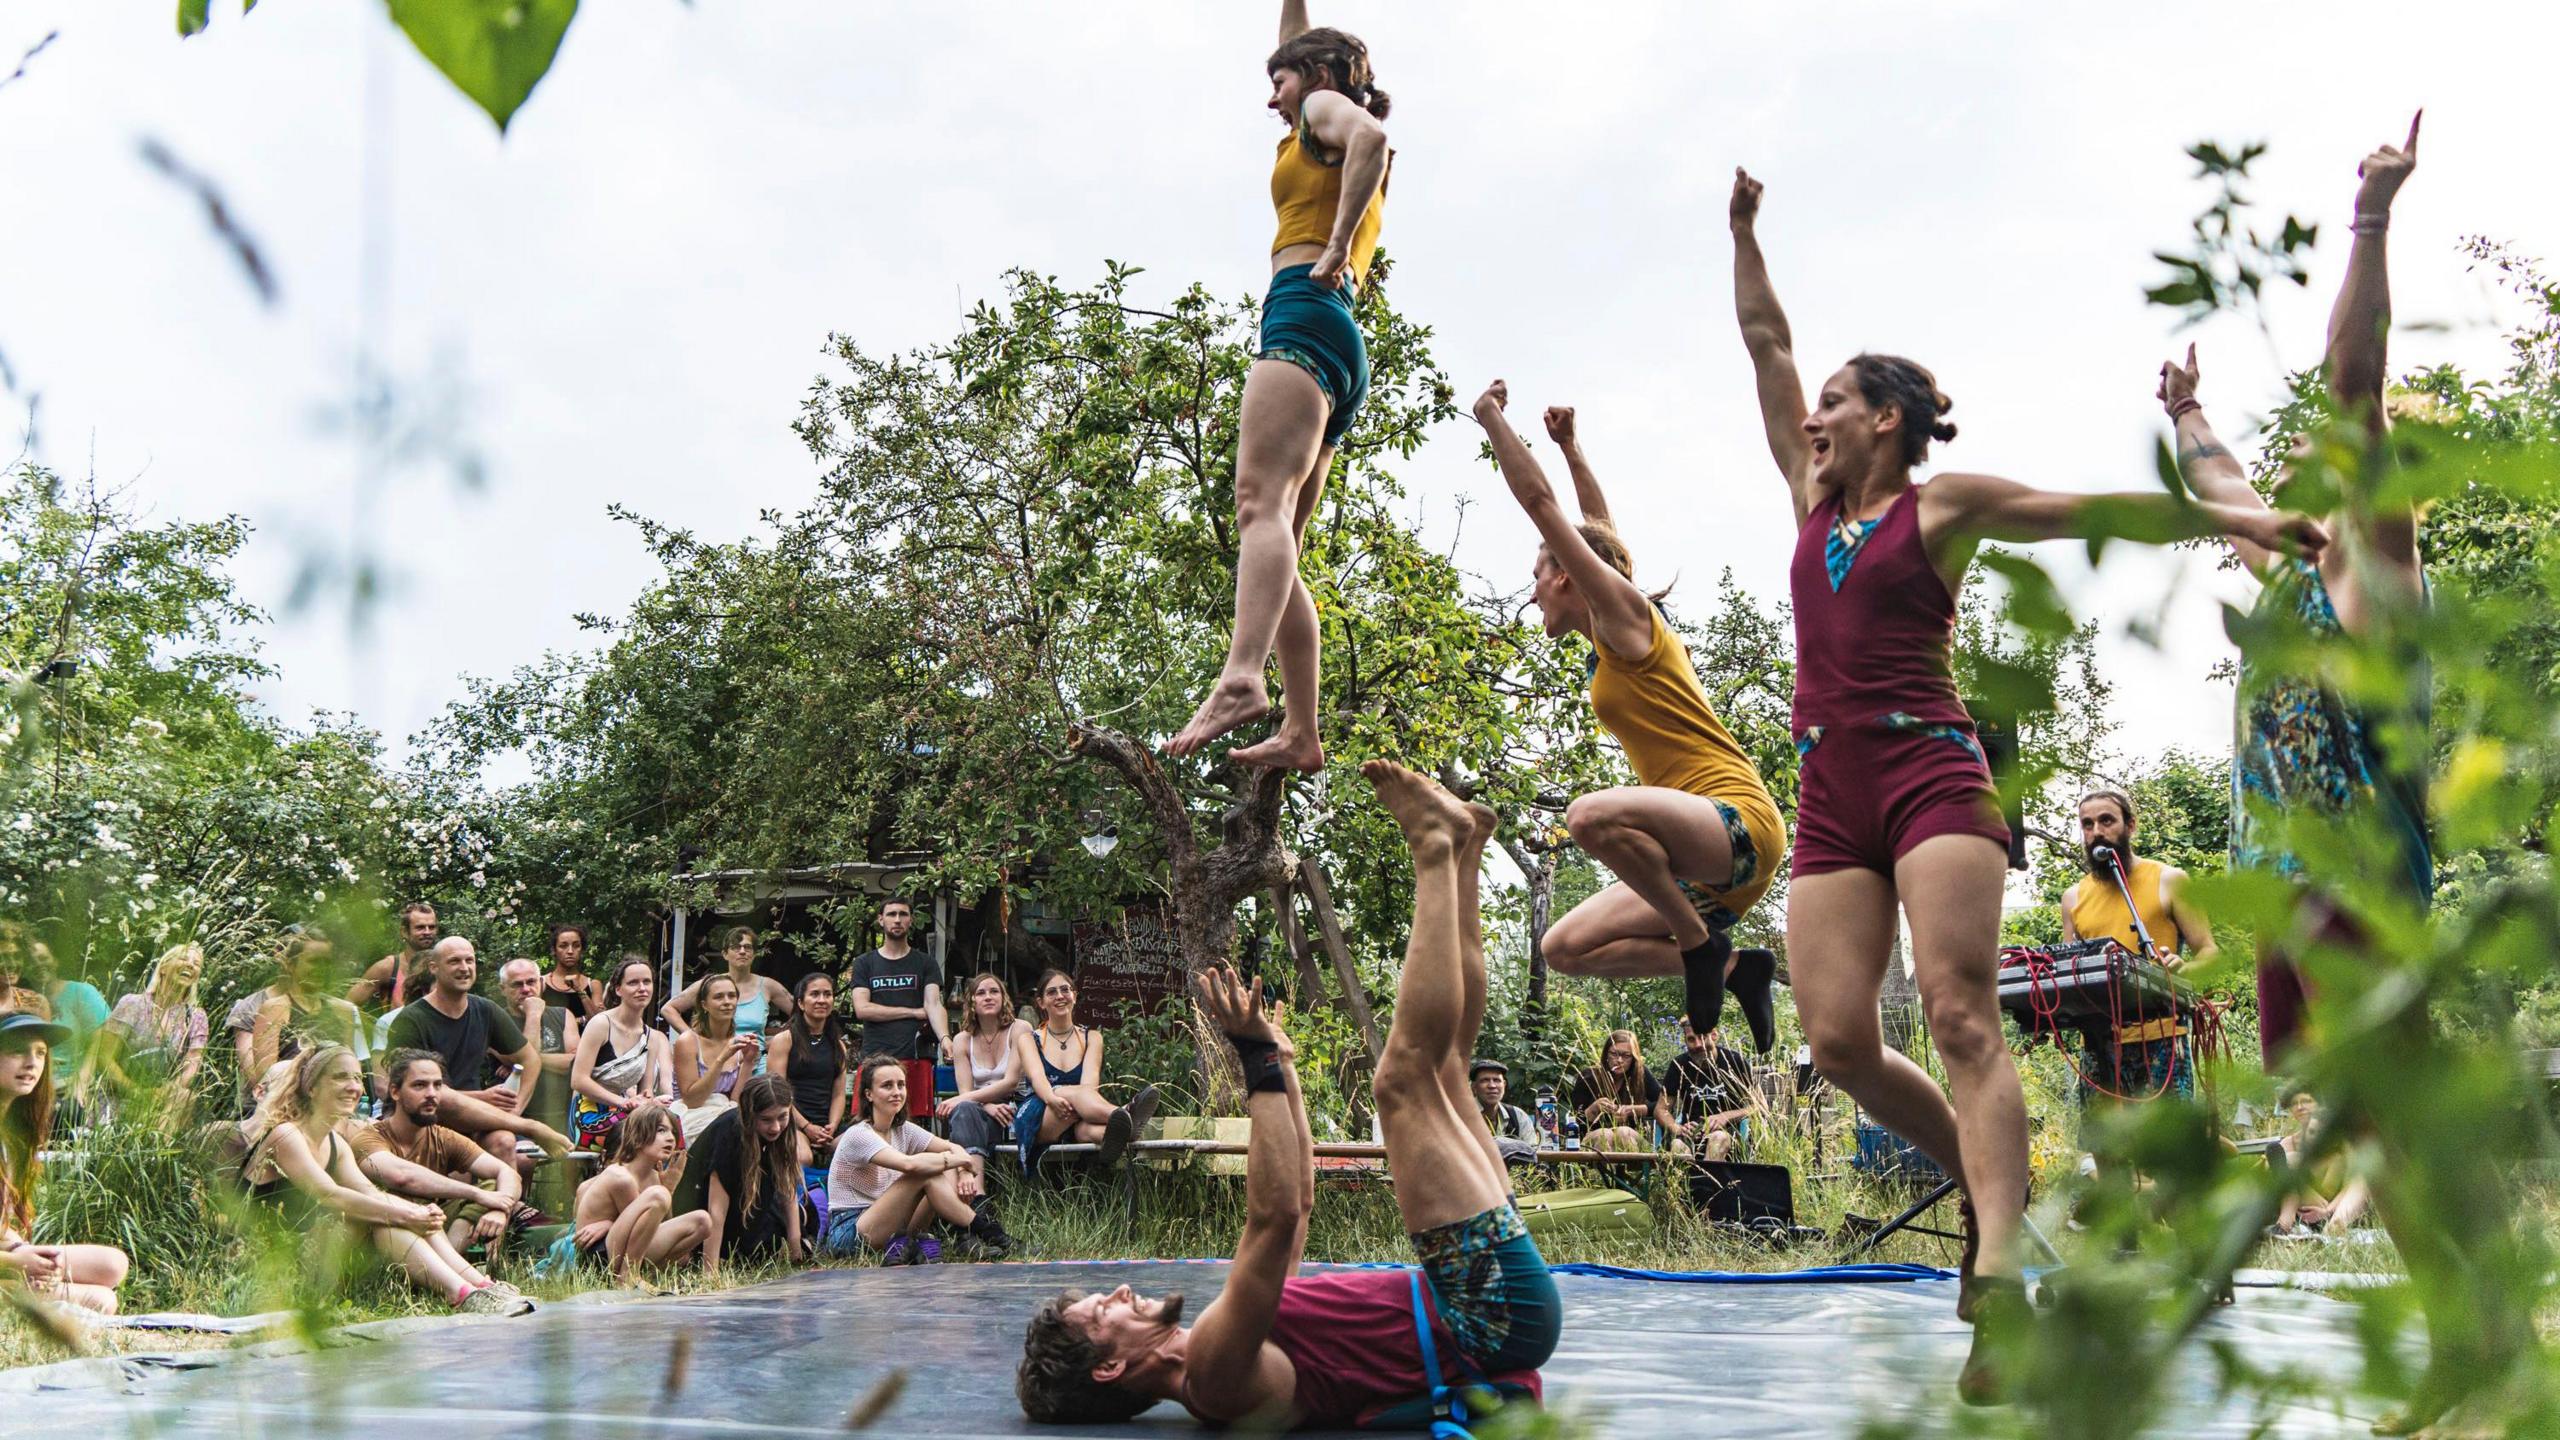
[385,0,580,134]
[0,466,509,1095]
[185,0,575,135]
[2146,140,2317,330]
[1913,147,2560,1440]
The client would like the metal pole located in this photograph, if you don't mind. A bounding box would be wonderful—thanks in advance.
[670,905,688,998]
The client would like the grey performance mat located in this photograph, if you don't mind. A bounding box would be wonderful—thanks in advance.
[6,1260,2384,1437]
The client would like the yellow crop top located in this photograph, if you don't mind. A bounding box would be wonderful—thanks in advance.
[1271,121,1387,288]
[1589,608,1772,810]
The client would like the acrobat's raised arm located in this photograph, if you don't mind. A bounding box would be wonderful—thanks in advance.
[1179,968,1312,1421]
[1471,381,1655,657]
[1731,168,1816,520]
[2329,113,2418,438]
[2328,113,2424,586]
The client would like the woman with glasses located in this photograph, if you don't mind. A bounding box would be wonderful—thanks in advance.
[1009,969,1158,1177]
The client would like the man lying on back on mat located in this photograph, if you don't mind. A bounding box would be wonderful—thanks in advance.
[1018,761,1562,1431]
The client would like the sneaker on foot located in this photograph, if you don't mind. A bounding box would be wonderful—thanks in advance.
[879,1237,913,1267]
[912,1237,943,1264]
[1122,1084,1160,1140]
[1729,946,1777,1055]
[1096,1107,1137,1171]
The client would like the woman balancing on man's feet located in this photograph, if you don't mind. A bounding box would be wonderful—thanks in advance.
[1469,381,1787,1052]
[1728,167,2329,1402]
[1019,763,1559,1430]
[1166,0,1391,772]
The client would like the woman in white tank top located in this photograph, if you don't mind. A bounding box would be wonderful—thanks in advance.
[939,973,1028,1162]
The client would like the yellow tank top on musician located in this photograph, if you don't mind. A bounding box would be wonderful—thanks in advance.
[1271,121,1387,287]
[2065,855,2188,1042]
[1590,608,1783,828]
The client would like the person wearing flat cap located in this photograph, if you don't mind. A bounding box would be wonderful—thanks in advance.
[1470,1058,1539,1161]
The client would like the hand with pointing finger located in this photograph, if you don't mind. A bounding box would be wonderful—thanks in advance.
[2159,343,2202,417]
[2354,111,2420,219]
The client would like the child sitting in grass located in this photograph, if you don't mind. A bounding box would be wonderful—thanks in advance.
[546,1102,711,1286]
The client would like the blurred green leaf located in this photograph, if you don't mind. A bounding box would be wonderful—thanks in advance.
[386,0,579,134]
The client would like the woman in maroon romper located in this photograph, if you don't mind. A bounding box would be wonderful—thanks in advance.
[1729,168,2326,1402]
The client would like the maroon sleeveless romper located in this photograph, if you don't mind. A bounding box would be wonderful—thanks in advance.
[1788,485,2010,877]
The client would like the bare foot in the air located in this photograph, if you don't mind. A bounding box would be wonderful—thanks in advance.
[1169,677,1270,758]
[1359,760,1473,857]
[1231,723,1325,773]
[1459,801,1498,866]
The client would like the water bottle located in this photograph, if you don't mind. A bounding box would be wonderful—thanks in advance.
[1535,1088,1560,1148]
[1561,1107,1583,1152]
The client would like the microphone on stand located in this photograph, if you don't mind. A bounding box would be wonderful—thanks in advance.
[2090,843,2159,960]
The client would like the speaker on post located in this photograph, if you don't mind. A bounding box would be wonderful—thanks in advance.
[1970,708,2029,872]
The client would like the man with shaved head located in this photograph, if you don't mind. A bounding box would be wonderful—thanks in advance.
[383,937,563,1170]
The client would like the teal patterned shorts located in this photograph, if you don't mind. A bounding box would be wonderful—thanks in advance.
[1673,798,1761,932]
[1409,1202,1562,1372]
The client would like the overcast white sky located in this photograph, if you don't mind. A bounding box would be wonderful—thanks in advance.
[3,2,2551,789]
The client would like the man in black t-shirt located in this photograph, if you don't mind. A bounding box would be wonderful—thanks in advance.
[849,898,949,1111]
[381,937,564,1169]
[1659,1018,1756,1161]
[850,899,947,1122]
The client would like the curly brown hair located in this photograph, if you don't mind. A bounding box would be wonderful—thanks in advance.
[1018,1291,1159,1423]
[1268,26,1390,120]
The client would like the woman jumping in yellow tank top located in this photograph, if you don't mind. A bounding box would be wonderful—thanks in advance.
[1469,380,1790,1054]
[1166,1,1391,773]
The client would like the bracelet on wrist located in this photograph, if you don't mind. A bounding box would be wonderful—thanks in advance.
[2167,397,2203,421]
[2350,213,2390,236]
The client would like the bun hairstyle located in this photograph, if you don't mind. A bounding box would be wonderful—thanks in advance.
[1847,353,1958,467]
[1268,27,1392,120]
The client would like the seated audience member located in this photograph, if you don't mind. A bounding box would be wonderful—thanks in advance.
[1469,1058,1540,1164]
[0,922,53,1019]
[356,1049,538,1258]
[227,932,364,1115]
[1011,968,1158,1175]
[16,932,106,1086]
[1659,1017,1757,1161]
[825,1055,1014,1263]
[494,957,578,1141]
[661,927,793,1061]
[672,972,755,1141]
[350,900,444,1017]
[941,972,1028,1164]
[2274,1087,2372,1236]
[545,1102,709,1285]
[766,972,849,1170]
[1568,1029,1662,1152]
[238,1045,531,1314]
[384,937,567,1166]
[0,1013,130,1313]
[571,957,677,1153]
[202,1055,302,1184]
[79,942,211,1123]
[538,923,606,1024]
[694,1074,810,1273]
